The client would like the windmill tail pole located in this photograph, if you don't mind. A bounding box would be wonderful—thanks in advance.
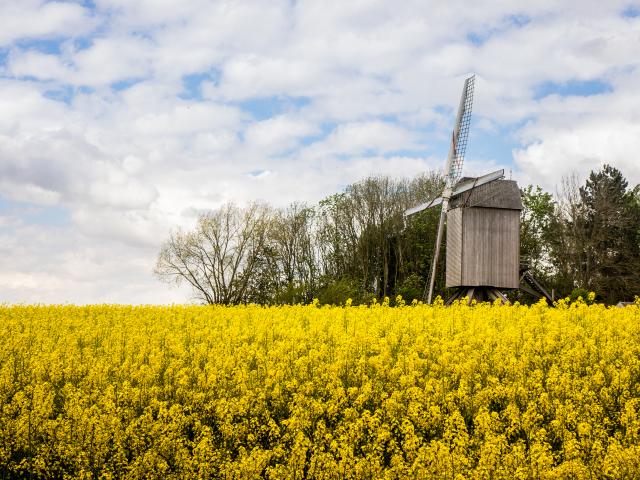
[427,196,450,303]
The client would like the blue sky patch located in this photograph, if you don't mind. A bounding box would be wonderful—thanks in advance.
[247,169,270,178]
[466,32,485,46]
[507,14,532,28]
[15,38,64,55]
[397,121,520,174]
[44,86,75,104]
[300,122,336,147]
[466,126,518,170]
[0,197,70,228]
[237,96,311,121]
[622,5,640,17]
[533,79,613,100]
[179,71,219,100]
[467,14,531,46]
[43,86,92,104]
[453,131,514,170]
[111,78,146,91]
[73,36,93,51]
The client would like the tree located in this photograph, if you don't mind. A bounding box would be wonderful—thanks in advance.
[267,203,319,304]
[519,185,556,278]
[548,166,640,303]
[314,173,443,303]
[315,192,362,301]
[578,165,640,303]
[399,173,447,300]
[156,167,640,306]
[155,202,272,304]
[546,174,585,296]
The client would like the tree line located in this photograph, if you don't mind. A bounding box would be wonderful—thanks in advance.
[156,164,640,305]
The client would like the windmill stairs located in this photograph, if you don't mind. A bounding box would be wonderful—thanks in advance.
[518,258,553,304]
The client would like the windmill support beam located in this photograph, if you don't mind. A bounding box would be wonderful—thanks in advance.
[445,286,510,305]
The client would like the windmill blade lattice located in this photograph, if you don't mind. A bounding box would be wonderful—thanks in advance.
[448,75,475,185]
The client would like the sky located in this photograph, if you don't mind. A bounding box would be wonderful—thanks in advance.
[1,0,639,304]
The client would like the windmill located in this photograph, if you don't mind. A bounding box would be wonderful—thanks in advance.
[405,75,525,304]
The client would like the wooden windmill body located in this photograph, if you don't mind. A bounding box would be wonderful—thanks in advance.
[444,178,523,303]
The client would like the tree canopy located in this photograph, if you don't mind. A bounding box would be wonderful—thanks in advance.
[156,165,640,305]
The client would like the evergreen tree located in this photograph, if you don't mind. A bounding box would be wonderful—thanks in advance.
[578,165,640,303]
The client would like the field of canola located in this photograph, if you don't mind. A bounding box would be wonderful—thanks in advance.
[1,300,640,479]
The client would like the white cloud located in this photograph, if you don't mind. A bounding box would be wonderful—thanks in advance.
[215,56,336,101]
[131,102,242,137]
[8,50,71,80]
[72,36,154,86]
[305,122,417,159]
[7,36,155,87]
[1,0,639,303]
[244,115,318,154]
[0,223,189,304]
[515,114,640,192]
[0,1,95,45]
[0,181,62,205]
[509,61,640,191]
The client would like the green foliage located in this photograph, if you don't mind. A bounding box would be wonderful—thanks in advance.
[569,288,592,303]
[317,278,359,305]
[522,165,640,304]
[520,185,555,278]
[578,165,640,303]
[394,273,425,304]
[274,283,312,305]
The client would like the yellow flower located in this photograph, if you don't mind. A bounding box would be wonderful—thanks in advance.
[1,301,639,477]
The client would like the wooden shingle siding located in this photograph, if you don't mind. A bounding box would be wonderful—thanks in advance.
[446,207,520,289]
[449,180,523,210]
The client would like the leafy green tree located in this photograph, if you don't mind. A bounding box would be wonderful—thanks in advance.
[398,204,444,300]
[520,185,555,273]
[315,173,443,303]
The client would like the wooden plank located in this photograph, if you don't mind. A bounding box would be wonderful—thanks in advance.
[460,207,519,289]
[445,208,463,287]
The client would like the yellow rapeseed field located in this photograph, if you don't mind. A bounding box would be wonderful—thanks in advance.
[1,299,640,479]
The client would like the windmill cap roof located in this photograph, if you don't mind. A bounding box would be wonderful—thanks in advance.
[450,179,523,210]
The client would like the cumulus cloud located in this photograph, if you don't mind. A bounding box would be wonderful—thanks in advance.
[244,115,318,155]
[1,0,639,303]
[0,1,95,45]
[7,36,155,87]
[304,122,417,158]
[0,221,190,304]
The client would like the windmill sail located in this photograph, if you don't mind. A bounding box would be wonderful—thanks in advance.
[446,75,475,186]
[425,74,475,304]
[404,169,503,217]
[404,197,444,217]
